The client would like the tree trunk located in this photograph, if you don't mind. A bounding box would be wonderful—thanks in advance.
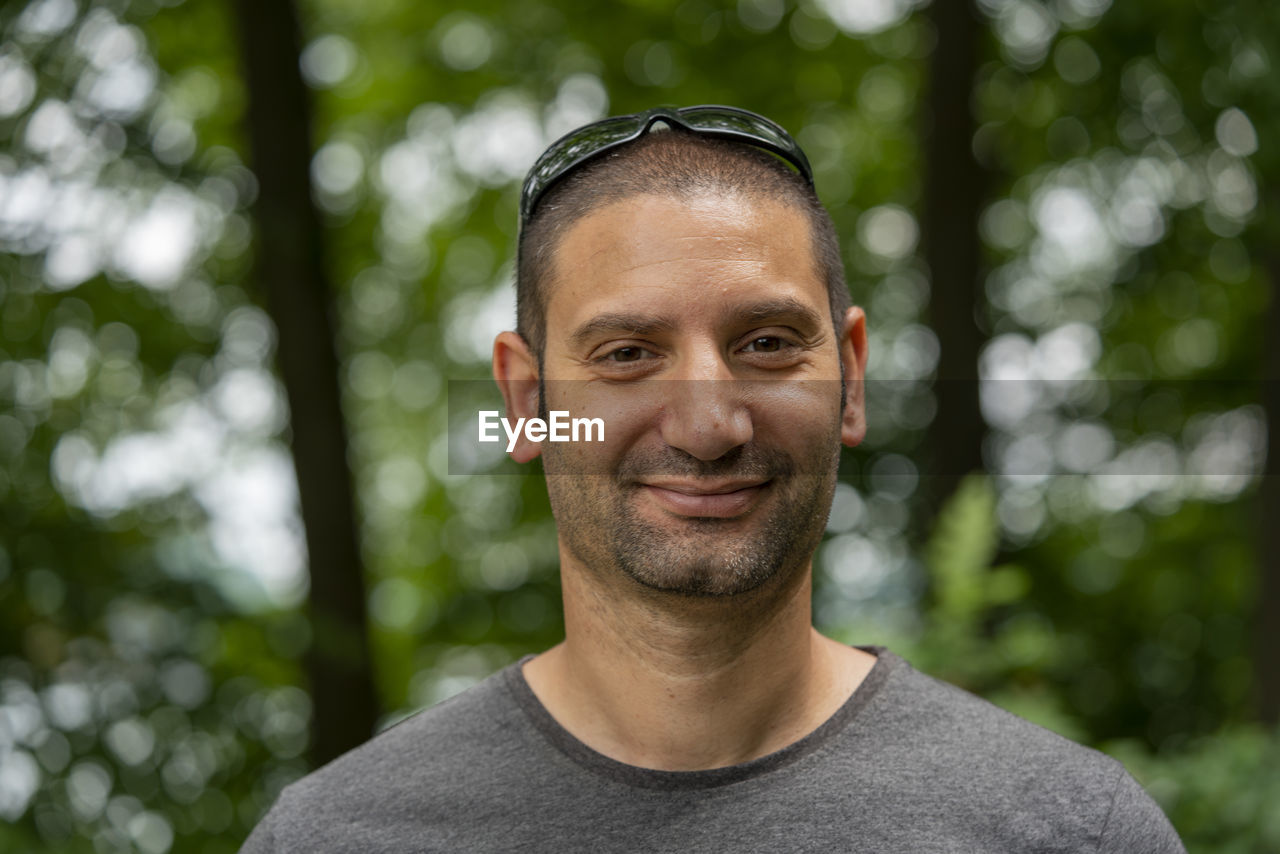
[922,0,988,511]
[1257,229,1280,724]
[230,0,381,766]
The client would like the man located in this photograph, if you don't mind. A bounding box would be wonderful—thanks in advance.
[242,106,1184,852]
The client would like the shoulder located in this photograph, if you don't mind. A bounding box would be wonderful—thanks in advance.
[296,663,520,795]
[858,651,1184,853]
[240,663,527,853]
[871,652,1119,778]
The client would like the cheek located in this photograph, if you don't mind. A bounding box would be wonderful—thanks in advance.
[748,381,845,465]
[540,382,661,474]
[745,379,844,426]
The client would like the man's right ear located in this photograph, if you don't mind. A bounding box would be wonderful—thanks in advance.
[492,331,543,463]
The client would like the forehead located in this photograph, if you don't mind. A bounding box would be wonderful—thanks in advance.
[544,192,823,340]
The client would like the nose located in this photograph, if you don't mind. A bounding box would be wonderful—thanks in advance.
[658,350,753,461]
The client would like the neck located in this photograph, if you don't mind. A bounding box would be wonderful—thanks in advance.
[522,548,875,771]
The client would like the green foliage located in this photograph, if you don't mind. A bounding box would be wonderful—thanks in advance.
[925,474,1005,621]
[898,476,1078,738]
[1111,726,1280,854]
[906,478,1278,852]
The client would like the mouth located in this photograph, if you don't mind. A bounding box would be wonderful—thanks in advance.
[637,478,771,519]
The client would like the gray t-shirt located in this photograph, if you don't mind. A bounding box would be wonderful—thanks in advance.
[240,647,1185,853]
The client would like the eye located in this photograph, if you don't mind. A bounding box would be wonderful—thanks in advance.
[589,342,663,375]
[742,336,785,353]
[605,346,649,362]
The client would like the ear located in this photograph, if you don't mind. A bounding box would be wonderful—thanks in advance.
[838,306,868,448]
[492,331,543,463]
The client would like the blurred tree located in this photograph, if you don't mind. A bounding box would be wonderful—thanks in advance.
[0,0,314,849]
[951,0,1272,749]
[922,0,989,514]
[230,0,380,767]
[1222,0,1280,725]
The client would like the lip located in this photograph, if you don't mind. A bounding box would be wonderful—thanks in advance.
[638,479,770,518]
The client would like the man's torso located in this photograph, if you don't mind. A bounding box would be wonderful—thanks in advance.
[240,647,1184,854]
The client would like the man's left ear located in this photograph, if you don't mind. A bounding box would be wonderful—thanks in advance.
[839,306,868,448]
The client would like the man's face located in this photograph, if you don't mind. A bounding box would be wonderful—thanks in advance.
[534,191,861,597]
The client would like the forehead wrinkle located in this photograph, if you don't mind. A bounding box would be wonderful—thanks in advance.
[606,256,772,277]
[554,191,791,269]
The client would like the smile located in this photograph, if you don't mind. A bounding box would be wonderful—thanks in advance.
[637,478,771,519]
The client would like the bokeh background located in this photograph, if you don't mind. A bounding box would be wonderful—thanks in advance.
[1,0,1278,850]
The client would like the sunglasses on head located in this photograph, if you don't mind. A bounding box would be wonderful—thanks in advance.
[519,105,815,229]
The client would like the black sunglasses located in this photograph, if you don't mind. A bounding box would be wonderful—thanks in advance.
[519,105,815,228]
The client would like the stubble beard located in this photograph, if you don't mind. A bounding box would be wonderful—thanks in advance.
[543,420,842,599]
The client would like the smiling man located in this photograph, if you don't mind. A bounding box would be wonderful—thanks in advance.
[241,107,1184,853]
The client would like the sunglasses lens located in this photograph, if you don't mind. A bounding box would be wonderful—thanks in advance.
[675,107,810,182]
[677,107,790,148]
[522,117,644,220]
[521,106,812,226]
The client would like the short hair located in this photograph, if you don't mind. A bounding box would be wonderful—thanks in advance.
[515,129,850,357]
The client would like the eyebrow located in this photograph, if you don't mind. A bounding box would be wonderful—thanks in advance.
[567,313,677,351]
[730,297,825,330]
